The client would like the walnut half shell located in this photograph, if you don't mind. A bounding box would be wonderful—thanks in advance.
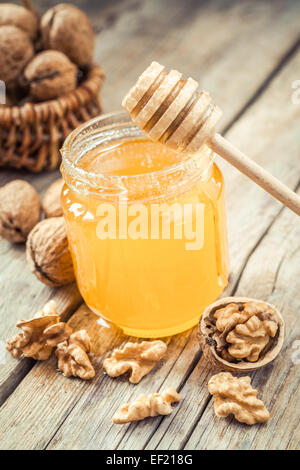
[198,297,284,372]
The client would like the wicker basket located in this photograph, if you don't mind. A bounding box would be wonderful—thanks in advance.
[0,64,104,172]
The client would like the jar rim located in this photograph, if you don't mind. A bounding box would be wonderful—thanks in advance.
[61,110,214,185]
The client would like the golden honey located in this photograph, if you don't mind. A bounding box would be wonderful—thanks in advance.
[61,112,229,337]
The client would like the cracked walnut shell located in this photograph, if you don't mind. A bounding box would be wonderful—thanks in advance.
[208,372,270,425]
[24,51,78,102]
[26,217,75,287]
[198,297,284,372]
[112,387,180,424]
[42,179,64,218]
[41,4,95,67]
[0,180,41,243]
[103,340,167,384]
[56,330,95,380]
[6,300,72,360]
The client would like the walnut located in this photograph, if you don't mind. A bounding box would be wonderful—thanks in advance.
[56,330,95,380]
[23,51,78,102]
[226,314,278,362]
[208,372,270,425]
[6,300,72,360]
[26,217,75,287]
[198,297,284,372]
[112,387,180,424]
[0,180,41,243]
[42,179,64,218]
[0,4,39,40]
[41,4,95,67]
[0,25,34,90]
[103,340,167,384]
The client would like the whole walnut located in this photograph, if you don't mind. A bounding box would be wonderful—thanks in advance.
[41,4,95,67]
[42,178,64,218]
[0,4,39,40]
[0,180,41,243]
[26,217,75,287]
[24,51,78,101]
[0,25,34,89]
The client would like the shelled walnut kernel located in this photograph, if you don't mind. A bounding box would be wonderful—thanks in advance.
[208,372,270,425]
[56,330,95,380]
[103,340,167,384]
[112,387,180,424]
[6,300,72,360]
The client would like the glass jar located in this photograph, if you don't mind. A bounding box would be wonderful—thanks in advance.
[60,111,229,337]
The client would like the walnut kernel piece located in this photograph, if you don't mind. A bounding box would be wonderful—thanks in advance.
[56,330,95,380]
[42,179,64,218]
[103,340,167,384]
[24,51,78,102]
[6,300,72,360]
[41,4,95,67]
[198,297,284,372]
[208,372,270,425]
[112,387,180,424]
[26,217,75,287]
[0,180,41,243]
[226,314,278,362]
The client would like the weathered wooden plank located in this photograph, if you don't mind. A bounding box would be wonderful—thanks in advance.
[46,329,199,450]
[142,45,300,451]
[96,0,300,123]
[1,0,299,388]
[44,41,300,451]
[0,0,299,450]
[184,188,300,451]
[0,283,82,405]
[0,301,199,449]
[22,44,300,451]
[0,304,123,450]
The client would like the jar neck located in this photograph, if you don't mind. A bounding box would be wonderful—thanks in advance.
[60,111,214,203]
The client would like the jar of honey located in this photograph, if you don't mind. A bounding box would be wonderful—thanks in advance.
[61,111,229,337]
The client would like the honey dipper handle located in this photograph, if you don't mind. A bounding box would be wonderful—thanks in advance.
[210,133,300,216]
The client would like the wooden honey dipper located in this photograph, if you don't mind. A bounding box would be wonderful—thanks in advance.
[122,62,300,216]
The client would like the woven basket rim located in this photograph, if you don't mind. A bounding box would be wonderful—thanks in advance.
[0,64,104,126]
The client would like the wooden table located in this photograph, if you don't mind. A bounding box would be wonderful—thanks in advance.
[0,0,299,450]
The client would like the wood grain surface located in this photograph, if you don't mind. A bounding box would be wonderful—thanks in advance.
[0,0,299,450]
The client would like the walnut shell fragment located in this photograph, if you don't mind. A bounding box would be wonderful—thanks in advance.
[198,297,284,372]
[41,4,95,67]
[0,4,39,40]
[56,330,95,380]
[26,217,75,287]
[208,372,270,425]
[112,387,180,424]
[42,178,64,218]
[0,180,41,243]
[24,51,78,102]
[6,300,72,360]
[103,340,167,384]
